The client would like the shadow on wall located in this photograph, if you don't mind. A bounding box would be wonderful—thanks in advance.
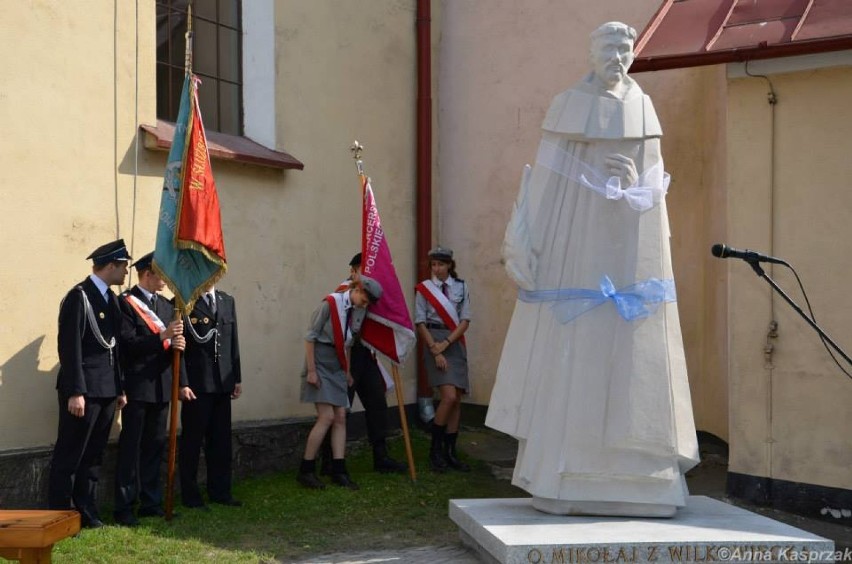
[0,336,60,507]
[0,336,59,417]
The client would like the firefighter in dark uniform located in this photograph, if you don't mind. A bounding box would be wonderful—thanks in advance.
[112,252,189,526]
[48,239,130,528]
[179,284,243,509]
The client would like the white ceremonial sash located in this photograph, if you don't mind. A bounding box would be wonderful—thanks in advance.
[418,280,460,327]
[125,294,170,348]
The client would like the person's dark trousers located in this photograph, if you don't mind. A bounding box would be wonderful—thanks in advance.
[179,392,233,506]
[114,400,168,516]
[348,343,391,444]
[48,395,116,518]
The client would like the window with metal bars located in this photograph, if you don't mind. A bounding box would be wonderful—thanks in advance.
[156,0,243,136]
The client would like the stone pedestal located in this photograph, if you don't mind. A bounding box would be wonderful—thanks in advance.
[450,496,835,563]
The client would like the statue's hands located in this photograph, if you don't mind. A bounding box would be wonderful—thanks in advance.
[606,154,638,187]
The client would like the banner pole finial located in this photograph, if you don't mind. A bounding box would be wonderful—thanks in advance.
[350,140,365,177]
[184,4,194,75]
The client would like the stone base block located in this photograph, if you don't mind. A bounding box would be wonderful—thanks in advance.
[450,496,836,563]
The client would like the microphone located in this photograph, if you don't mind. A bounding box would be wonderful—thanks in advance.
[711,243,788,266]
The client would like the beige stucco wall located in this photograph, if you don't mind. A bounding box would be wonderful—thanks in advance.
[0,0,162,450]
[0,0,423,450]
[273,0,421,417]
[727,67,852,490]
[436,1,729,440]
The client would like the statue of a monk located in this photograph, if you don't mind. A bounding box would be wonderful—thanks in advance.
[486,21,699,517]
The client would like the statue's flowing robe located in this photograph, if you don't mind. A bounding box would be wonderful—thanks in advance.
[486,75,699,510]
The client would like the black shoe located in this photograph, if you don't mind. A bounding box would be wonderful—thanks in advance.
[445,454,472,472]
[331,473,360,490]
[444,432,472,472]
[374,454,408,474]
[211,497,243,507]
[297,472,326,490]
[429,450,448,472]
[81,515,105,529]
[77,508,104,529]
[182,500,211,511]
[138,506,165,518]
[79,509,105,529]
[113,512,140,527]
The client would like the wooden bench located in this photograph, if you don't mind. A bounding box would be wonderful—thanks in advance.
[0,510,80,564]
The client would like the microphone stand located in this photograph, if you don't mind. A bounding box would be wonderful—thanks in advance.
[746,260,852,366]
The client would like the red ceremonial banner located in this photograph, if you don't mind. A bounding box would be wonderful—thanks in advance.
[176,88,227,264]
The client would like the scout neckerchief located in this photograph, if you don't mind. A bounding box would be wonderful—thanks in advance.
[415,279,466,347]
[325,292,350,372]
[124,291,170,350]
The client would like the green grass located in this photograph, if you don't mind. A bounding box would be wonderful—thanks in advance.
[53,429,524,563]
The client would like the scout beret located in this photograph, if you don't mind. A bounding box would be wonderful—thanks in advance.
[359,275,383,302]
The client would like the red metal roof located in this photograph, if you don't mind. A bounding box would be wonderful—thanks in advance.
[141,120,304,170]
[632,0,852,72]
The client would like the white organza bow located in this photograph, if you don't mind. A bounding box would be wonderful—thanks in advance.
[535,140,670,213]
[580,174,655,212]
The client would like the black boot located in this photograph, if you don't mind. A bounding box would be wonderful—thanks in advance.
[372,440,408,474]
[296,459,326,489]
[330,459,359,490]
[319,435,333,476]
[429,423,448,472]
[444,432,471,472]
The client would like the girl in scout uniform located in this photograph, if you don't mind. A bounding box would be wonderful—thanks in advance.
[297,276,383,490]
[414,246,472,472]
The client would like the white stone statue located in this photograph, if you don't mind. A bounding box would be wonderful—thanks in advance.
[486,22,699,517]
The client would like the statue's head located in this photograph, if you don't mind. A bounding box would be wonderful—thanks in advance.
[589,22,637,89]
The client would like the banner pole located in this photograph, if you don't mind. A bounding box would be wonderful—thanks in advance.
[350,140,417,482]
[392,365,417,482]
[165,309,181,521]
[166,6,193,521]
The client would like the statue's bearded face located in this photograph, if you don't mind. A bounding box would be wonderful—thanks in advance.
[590,35,634,88]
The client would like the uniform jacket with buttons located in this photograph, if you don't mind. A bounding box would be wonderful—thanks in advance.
[118,285,188,403]
[183,290,241,394]
[56,277,123,398]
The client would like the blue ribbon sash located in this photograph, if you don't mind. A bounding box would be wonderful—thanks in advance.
[518,275,676,323]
